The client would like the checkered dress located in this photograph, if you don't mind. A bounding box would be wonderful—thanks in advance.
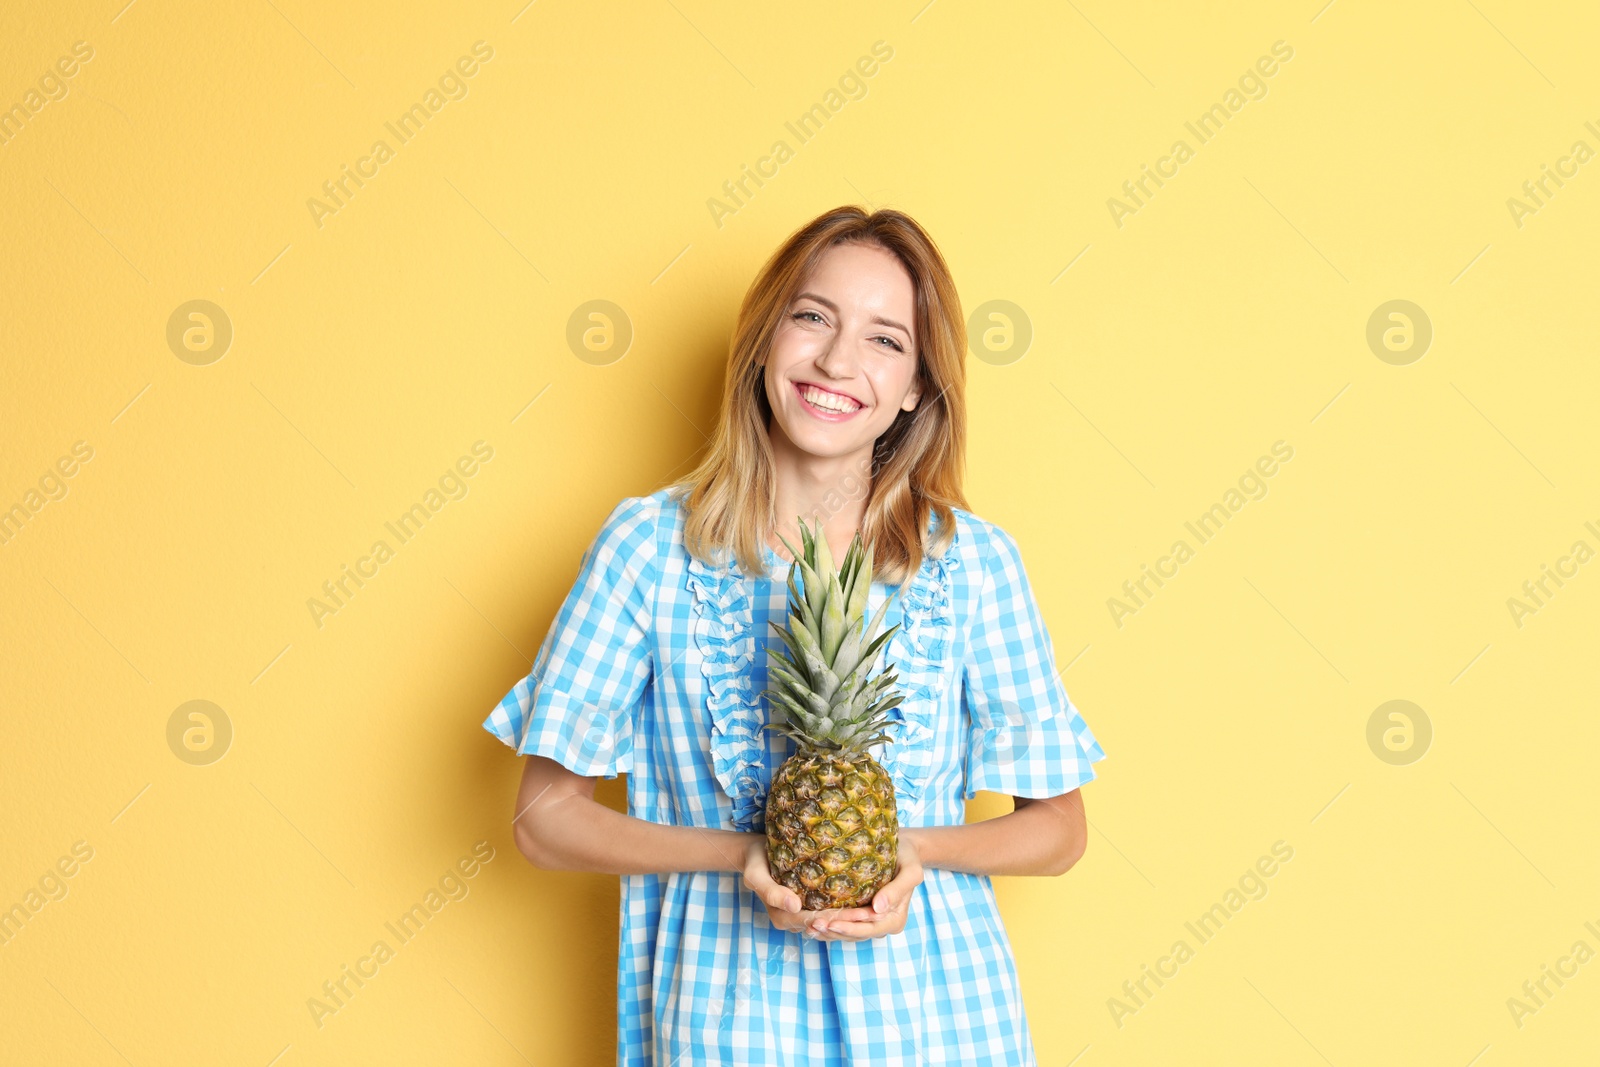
[482,488,1106,1065]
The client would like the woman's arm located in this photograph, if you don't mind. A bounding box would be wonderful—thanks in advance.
[512,755,755,875]
[911,788,1088,878]
[807,791,1088,941]
[510,755,859,935]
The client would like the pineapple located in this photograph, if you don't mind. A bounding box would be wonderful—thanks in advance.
[760,516,906,911]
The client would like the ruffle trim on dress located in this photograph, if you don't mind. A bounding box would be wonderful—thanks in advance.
[686,552,769,832]
[882,518,962,821]
[687,515,962,831]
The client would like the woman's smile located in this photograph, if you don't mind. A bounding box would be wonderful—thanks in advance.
[793,380,866,421]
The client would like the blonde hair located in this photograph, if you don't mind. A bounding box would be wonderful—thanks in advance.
[665,205,969,588]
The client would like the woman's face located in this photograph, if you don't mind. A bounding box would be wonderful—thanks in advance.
[764,241,922,464]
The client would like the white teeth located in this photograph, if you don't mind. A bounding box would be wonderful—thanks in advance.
[800,385,860,413]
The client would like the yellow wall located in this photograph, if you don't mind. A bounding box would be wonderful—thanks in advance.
[3,1,1597,1063]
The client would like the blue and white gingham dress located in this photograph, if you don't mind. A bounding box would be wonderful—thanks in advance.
[482,487,1107,1065]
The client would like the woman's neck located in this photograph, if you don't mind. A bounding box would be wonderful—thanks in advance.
[768,433,875,563]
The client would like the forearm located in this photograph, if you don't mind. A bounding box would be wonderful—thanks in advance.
[911,793,1087,878]
[516,792,754,876]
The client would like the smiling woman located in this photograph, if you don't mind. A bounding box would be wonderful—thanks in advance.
[760,241,929,533]
[485,205,1105,1066]
[679,206,968,587]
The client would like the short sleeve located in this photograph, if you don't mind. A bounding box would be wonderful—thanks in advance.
[480,495,657,779]
[961,523,1107,799]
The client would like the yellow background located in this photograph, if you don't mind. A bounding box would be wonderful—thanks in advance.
[3,0,1597,1063]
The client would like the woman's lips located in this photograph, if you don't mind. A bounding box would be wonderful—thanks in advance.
[794,381,864,421]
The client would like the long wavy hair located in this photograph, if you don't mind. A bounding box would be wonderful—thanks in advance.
[665,205,969,589]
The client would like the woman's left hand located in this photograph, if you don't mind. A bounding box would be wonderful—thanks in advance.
[808,831,924,942]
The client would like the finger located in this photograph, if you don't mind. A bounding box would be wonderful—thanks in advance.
[806,912,845,937]
[765,888,802,913]
[809,907,877,939]
[813,906,874,924]
[871,887,913,919]
[745,866,802,913]
[819,917,890,940]
[870,882,903,915]
[846,899,912,934]
[872,866,920,914]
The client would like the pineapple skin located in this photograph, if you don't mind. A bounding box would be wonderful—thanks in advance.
[765,750,899,911]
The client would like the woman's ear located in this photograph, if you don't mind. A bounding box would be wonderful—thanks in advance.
[901,383,922,412]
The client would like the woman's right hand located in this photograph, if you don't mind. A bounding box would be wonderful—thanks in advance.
[740,835,876,940]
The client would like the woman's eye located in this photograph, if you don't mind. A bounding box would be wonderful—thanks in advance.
[790,311,902,351]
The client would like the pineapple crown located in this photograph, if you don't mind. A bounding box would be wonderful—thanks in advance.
[758,515,905,759]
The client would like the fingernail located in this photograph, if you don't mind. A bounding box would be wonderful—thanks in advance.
[814,922,828,933]
[873,896,886,913]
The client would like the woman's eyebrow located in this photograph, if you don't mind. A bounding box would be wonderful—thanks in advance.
[793,291,911,338]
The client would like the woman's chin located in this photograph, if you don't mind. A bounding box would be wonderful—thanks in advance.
[791,440,864,464]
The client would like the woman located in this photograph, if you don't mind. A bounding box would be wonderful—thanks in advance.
[482,205,1107,1064]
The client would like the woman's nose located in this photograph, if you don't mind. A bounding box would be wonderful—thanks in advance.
[813,336,860,378]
